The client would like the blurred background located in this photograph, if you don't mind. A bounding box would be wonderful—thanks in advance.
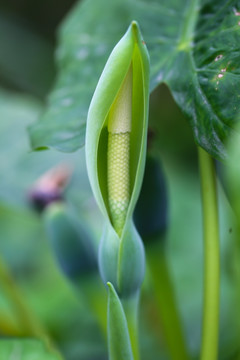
[0,1,237,359]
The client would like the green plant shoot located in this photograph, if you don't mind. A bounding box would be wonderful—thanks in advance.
[85,21,149,298]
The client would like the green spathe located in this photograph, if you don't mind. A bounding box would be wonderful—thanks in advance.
[85,21,149,297]
[107,282,134,360]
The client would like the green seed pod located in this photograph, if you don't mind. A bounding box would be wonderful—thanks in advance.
[85,21,149,298]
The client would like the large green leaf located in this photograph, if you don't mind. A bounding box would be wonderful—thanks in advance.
[0,339,59,360]
[28,0,240,160]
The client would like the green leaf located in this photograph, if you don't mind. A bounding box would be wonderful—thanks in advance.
[0,339,59,360]
[29,0,240,160]
[107,282,133,360]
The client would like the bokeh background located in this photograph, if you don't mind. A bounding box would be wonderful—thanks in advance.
[0,1,237,359]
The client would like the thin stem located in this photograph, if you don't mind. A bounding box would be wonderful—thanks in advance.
[122,294,140,360]
[198,147,220,360]
[0,256,62,359]
[147,241,190,360]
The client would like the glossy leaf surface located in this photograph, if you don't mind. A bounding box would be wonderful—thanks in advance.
[29,0,240,160]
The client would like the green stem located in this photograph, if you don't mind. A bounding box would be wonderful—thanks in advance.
[198,147,220,360]
[0,256,62,359]
[122,294,140,360]
[147,241,190,360]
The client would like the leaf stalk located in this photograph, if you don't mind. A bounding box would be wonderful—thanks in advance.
[198,146,220,360]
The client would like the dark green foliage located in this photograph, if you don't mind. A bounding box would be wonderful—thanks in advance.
[29,0,240,160]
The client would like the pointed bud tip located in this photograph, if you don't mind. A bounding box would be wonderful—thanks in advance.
[131,20,138,28]
[107,282,117,295]
[131,21,139,38]
[131,21,146,47]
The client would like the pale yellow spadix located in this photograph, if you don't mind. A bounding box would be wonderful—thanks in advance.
[108,65,132,236]
[108,64,132,133]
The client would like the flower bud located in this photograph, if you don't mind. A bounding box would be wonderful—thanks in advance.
[85,22,150,298]
[43,202,97,280]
